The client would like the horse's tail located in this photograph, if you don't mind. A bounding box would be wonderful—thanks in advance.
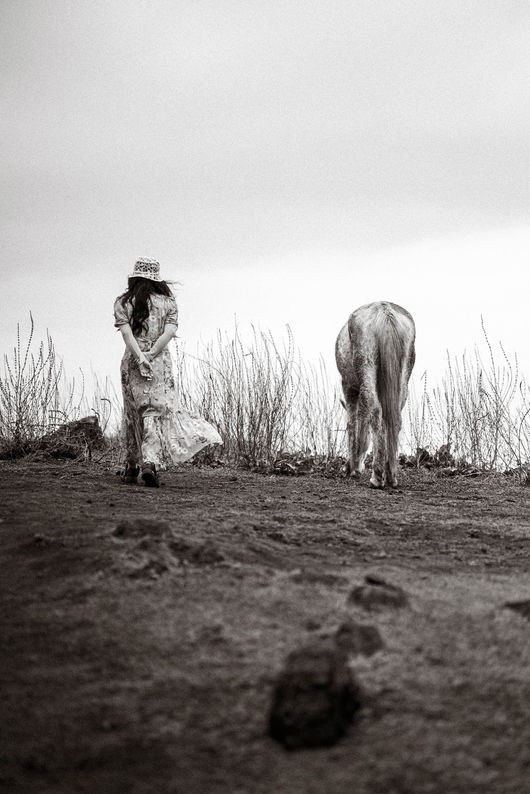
[374,310,408,461]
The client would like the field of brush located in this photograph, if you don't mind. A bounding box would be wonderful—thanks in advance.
[3,316,530,473]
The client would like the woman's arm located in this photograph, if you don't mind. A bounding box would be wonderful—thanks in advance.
[119,324,152,377]
[147,324,178,359]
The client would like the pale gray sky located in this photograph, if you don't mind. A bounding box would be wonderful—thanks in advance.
[2,1,530,393]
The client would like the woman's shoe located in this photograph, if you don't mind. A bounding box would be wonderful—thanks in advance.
[141,463,160,488]
[122,464,139,484]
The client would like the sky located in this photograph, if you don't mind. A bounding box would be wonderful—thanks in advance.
[2,0,530,400]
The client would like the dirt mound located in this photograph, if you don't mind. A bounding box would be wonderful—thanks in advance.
[504,599,530,621]
[268,640,362,749]
[38,415,105,459]
[112,518,225,578]
[334,620,384,656]
[348,574,409,610]
[113,517,172,538]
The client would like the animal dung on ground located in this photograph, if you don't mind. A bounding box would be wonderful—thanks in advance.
[348,574,409,610]
[268,640,362,750]
[334,620,384,656]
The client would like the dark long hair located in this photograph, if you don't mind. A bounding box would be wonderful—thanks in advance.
[118,277,173,336]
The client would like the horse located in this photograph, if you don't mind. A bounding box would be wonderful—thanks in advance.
[335,301,415,489]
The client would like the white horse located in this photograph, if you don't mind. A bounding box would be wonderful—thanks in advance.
[335,301,416,489]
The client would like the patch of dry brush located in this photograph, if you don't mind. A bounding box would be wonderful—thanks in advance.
[3,316,530,478]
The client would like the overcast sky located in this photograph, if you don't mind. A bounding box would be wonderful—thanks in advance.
[2,1,530,399]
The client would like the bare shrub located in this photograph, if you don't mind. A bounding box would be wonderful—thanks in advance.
[0,314,66,456]
[174,325,346,467]
[0,316,118,459]
[403,320,530,474]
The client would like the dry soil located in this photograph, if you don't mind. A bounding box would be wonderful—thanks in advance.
[1,460,529,793]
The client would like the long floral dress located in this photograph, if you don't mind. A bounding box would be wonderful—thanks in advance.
[113,293,221,469]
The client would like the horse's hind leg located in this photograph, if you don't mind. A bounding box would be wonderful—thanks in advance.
[385,424,400,488]
[342,383,361,478]
[355,406,370,477]
[343,383,371,479]
[383,380,408,488]
[359,380,386,488]
[366,394,385,489]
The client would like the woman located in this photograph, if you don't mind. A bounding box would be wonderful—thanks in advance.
[114,257,221,487]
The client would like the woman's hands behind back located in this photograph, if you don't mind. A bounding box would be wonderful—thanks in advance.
[137,352,153,380]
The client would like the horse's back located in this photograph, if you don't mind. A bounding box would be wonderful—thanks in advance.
[349,301,414,337]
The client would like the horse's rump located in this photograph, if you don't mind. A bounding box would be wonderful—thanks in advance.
[346,303,413,398]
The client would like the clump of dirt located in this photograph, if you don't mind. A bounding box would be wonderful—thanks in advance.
[168,537,225,565]
[0,415,107,461]
[25,532,63,549]
[334,620,384,656]
[268,640,362,749]
[38,415,106,459]
[348,574,409,610]
[112,517,225,578]
[504,600,530,621]
[113,517,172,538]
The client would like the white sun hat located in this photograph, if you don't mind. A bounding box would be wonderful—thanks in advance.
[129,257,164,282]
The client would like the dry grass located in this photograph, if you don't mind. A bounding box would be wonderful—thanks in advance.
[0,315,120,459]
[3,316,530,476]
[174,325,344,467]
[404,320,530,475]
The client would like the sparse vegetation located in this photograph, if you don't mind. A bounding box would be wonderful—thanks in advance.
[174,325,344,469]
[2,316,530,478]
[0,315,118,459]
[404,320,530,478]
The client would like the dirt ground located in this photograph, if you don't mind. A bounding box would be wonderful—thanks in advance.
[1,460,529,794]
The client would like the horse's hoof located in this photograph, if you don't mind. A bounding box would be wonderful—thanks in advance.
[369,478,384,490]
[351,470,361,481]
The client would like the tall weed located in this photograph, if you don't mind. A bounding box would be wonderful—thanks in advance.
[174,326,345,465]
[0,316,118,458]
